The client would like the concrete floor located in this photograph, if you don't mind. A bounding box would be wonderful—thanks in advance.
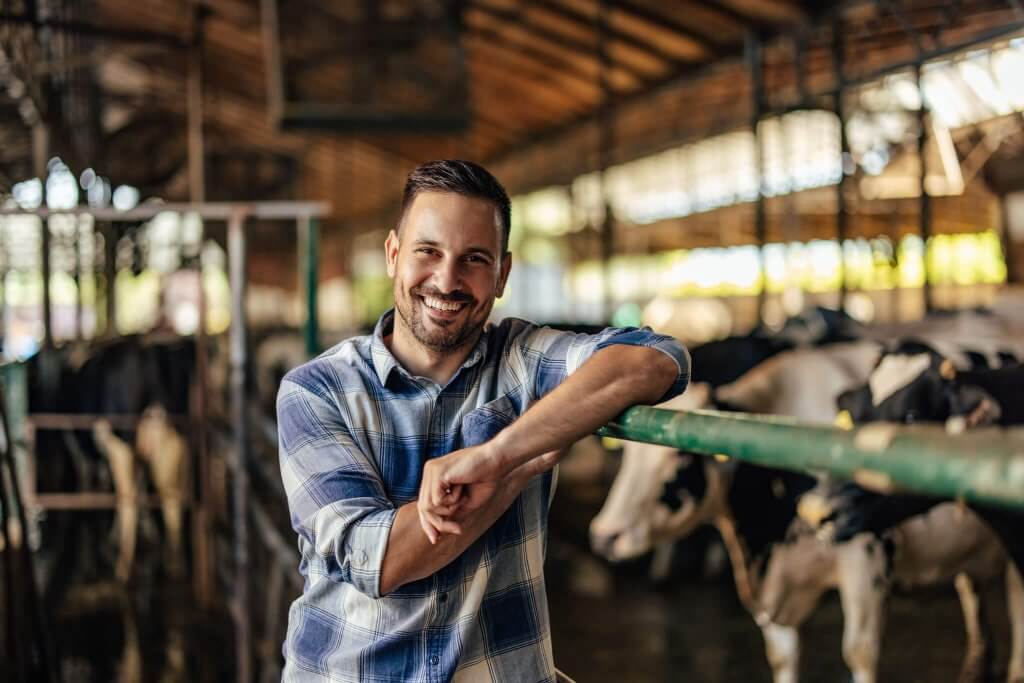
[42,472,1016,682]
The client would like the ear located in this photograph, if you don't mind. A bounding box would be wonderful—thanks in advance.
[385,229,400,278]
[495,251,512,298]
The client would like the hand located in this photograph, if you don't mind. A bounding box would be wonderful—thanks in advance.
[416,445,565,544]
[416,444,503,544]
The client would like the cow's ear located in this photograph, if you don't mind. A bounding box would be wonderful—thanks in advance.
[836,386,872,423]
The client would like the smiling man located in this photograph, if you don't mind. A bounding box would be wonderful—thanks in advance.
[278,160,689,682]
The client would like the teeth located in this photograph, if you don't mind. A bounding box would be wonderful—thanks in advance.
[423,296,465,312]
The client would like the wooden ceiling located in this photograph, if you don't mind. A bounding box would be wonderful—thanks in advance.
[0,1,1022,242]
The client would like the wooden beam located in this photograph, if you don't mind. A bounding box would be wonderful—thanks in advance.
[472,2,652,83]
[467,6,642,90]
[611,0,726,55]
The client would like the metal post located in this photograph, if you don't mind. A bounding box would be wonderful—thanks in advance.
[0,376,57,682]
[33,124,52,348]
[192,226,214,608]
[298,215,319,357]
[597,0,614,324]
[747,33,768,320]
[188,4,213,607]
[188,5,206,204]
[228,209,251,683]
[73,218,83,340]
[916,63,934,313]
[833,20,850,311]
[1000,194,1018,285]
[102,222,116,336]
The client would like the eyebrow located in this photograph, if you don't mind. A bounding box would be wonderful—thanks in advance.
[413,239,496,261]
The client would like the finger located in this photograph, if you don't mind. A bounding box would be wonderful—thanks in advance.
[418,510,438,545]
[441,484,463,506]
[430,477,450,508]
[423,509,462,537]
[428,501,462,516]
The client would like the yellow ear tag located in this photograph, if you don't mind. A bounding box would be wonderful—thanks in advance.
[834,410,854,431]
[939,359,957,380]
[713,453,731,463]
[600,437,623,451]
[798,494,832,528]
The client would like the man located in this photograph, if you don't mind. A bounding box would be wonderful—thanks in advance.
[278,160,689,682]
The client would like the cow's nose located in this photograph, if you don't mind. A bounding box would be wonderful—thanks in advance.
[589,528,621,558]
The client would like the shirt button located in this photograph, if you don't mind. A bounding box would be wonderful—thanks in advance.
[429,656,439,666]
[438,593,447,603]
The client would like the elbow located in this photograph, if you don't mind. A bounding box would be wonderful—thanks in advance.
[606,348,688,405]
[631,348,685,405]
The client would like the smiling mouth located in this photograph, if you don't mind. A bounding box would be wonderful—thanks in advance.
[419,294,469,316]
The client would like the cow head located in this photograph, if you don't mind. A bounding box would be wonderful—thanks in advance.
[836,347,1001,430]
[589,384,736,561]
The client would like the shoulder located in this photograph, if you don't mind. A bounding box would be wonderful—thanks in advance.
[280,335,373,401]
[489,317,574,355]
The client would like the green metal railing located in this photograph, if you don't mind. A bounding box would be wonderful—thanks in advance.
[598,407,1024,510]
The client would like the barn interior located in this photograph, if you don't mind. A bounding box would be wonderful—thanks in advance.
[2,1,1024,682]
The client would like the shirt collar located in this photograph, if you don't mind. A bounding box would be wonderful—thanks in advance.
[370,308,490,387]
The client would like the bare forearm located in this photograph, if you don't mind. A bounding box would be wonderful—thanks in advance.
[490,345,677,474]
[380,479,522,594]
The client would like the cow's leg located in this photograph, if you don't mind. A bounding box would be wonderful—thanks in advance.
[760,622,799,683]
[648,541,674,582]
[837,540,887,683]
[1008,564,1024,683]
[94,421,138,582]
[953,572,990,683]
[142,420,187,579]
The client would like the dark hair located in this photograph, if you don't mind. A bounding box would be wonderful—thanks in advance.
[399,160,511,254]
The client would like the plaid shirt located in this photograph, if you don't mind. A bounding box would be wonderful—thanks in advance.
[278,310,688,682]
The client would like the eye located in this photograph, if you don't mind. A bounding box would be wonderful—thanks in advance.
[415,247,438,256]
[464,254,489,265]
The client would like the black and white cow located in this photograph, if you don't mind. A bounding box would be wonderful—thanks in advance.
[826,346,1024,569]
[590,342,881,683]
[26,335,196,583]
[807,346,1024,683]
[590,340,1024,683]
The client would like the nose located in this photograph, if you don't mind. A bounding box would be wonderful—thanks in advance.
[432,257,460,294]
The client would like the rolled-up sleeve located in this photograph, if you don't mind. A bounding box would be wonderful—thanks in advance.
[507,322,690,403]
[277,376,396,599]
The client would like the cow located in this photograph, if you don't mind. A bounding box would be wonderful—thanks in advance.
[807,347,1024,683]
[25,335,196,585]
[590,342,881,683]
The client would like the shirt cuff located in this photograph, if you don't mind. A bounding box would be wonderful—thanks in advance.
[343,506,399,599]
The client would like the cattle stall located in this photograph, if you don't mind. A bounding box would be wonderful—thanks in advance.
[0,201,327,683]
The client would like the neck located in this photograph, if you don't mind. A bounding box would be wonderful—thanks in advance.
[386,318,481,385]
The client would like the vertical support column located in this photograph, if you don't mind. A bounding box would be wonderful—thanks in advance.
[916,63,934,313]
[188,3,213,609]
[298,215,319,357]
[102,222,117,336]
[188,4,207,205]
[597,0,615,324]
[747,33,768,320]
[228,210,251,683]
[33,124,52,349]
[1000,194,1019,285]
[833,20,849,311]
[73,217,83,340]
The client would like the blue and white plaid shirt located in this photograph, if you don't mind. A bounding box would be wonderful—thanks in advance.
[278,310,688,682]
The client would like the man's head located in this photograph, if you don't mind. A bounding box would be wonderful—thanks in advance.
[385,160,512,354]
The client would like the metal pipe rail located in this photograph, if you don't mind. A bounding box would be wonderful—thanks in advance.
[598,407,1024,510]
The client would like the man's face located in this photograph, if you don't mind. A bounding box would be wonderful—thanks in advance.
[385,191,511,354]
